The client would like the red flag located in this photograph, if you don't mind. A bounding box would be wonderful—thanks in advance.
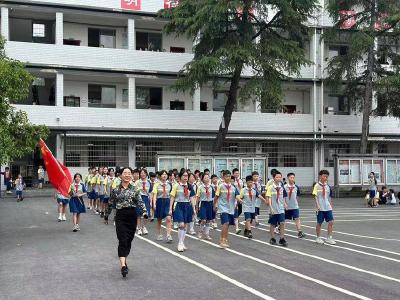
[38,139,72,197]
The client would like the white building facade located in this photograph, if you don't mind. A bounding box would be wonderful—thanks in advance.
[1,0,400,187]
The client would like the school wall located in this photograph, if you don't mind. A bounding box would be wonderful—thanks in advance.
[162,32,193,54]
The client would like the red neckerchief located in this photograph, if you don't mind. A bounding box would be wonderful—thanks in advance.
[288,184,295,199]
[205,185,210,198]
[142,180,146,192]
[162,182,167,197]
[319,181,326,199]
[225,184,231,203]
[248,187,253,200]
[236,178,241,189]
[181,183,189,198]
[274,183,281,203]
[75,183,79,193]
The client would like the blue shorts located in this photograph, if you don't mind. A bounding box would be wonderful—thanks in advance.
[285,209,300,220]
[57,198,69,205]
[234,208,239,218]
[199,201,214,221]
[99,194,105,202]
[154,197,170,219]
[244,212,255,220]
[255,207,260,216]
[369,190,376,198]
[173,202,193,224]
[38,178,45,184]
[268,213,285,226]
[16,190,23,197]
[317,210,334,224]
[89,191,97,200]
[220,212,235,226]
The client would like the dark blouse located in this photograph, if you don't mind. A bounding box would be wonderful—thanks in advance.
[110,182,146,212]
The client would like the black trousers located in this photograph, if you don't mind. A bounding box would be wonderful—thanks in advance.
[115,208,137,258]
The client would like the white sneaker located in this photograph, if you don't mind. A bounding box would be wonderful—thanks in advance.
[197,232,203,239]
[183,244,188,250]
[142,226,148,235]
[72,225,78,232]
[58,217,62,222]
[204,235,212,241]
[325,236,336,245]
[212,222,218,229]
[95,211,99,215]
[177,243,184,252]
[189,229,196,235]
[316,237,324,244]
[274,226,280,234]
[173,222,178,229]
[62,215,66,221]
[156,234,163,241]
[137,228,143,236]
[76,224,80,231]
[166,235,173,243]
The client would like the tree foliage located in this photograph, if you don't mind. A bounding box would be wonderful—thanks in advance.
[325,0,400,153]
[0,37,48,165]
[160,0,318,151]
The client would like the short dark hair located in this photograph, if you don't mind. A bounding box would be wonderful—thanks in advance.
[211,174,218,179]
[133,168,139,174]
[270,168,278,176]
[139,168,148,176]
[245,175,253,182]
[73,173,82,180]
[252,171,259,176]
[203,168,210,173]
[121,167,133,174]
[232,168,239,173]
[194,169,200,175]
[149,172,156,178]
[222,170,231,176]
[319,170,330,176]
[201,173,209,181]
[179,169,189,178]
[273,171,282,178]
[159,170,168,177]
[287,172,295,178]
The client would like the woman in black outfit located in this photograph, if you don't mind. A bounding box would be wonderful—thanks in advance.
[110,167,147,277]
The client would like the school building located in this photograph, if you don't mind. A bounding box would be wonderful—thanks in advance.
[1,0,400,187]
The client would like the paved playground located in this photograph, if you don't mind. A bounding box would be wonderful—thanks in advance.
[0,194,399,300]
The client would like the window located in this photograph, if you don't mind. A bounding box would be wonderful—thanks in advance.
[170,47,185,53]
[136,87,162,109]
[88,141,117,166]
[64,96,80,107]
[136,32,162,51]
[65,152,80,167]
[122,89,129,108]
[284,105,296,114]
[326,94,350,115]
[170,100,185,110]
[32,23,45,37]
[200,101,208,111]
[88,28,116,48]
[324,143,359,167]
[262,142,313,167]
[88,84,116,108]
[282,155,297,167]
[213,91,228,111]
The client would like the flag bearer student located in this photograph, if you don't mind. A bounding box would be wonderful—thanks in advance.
[56,191,69,222]
[252,171,263,226]
[135,168,152,236]
[237,175,267,239]
[68,173,87,232]
[214,170,240,248]
[284,173,306,238]
[196,173,215,240]
[169,169,196,252]
[152,170,173,242]
[266,171,288,247]
[313,170,336,245]
[232,168,243,234]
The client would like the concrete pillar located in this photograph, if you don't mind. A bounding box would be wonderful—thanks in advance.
[1,7,9,40]
[56,134,64,164]
[193,86,201,111]
[128,77,136,109]
[128,140,136,168]
[56,72,64,106]
[55,12,63,45]
[128,18,136,50]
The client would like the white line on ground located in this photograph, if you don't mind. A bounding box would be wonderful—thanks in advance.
[159,226,372,300]
[243,222,400,263]
[136,235,276,300]
[301,218,400,223]
[215,228,400,284]
[287,222,400,242]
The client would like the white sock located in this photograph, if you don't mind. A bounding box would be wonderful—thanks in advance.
[200,224,205,233]
[205,224,211,235]
[182,229,186,243]
[190,222,194,231]
[58,213,62,218]
[178,229,185,244]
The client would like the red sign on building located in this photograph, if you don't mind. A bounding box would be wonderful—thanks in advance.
[164,0,179,9]
[121,0,141,11]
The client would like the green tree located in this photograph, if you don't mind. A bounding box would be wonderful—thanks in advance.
[0,37,48,165]
[160,0,318,152]
[326,1,400,154]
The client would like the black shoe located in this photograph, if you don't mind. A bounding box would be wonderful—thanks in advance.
[243,229,248,237]
[298,231,306,238]
[270,238,277,245]
[279,238,288,247]
[121,266,128,278]
[100,212,104,218]
[247,231,253,239]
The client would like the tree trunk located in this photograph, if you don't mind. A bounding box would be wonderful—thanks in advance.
[212,65,243,152]
[360,1,377,154]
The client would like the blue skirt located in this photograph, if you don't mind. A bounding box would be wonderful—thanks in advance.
[154,197,170,219]
[199,201,214,221]
[69,197,86,214]
[173,202,193,224]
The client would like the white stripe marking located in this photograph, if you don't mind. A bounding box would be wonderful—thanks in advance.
[136,235,275,300]
[161,226,372,300]
[301,218,400,223]
[218,227,400,284]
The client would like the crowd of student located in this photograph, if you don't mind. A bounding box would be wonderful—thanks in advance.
[366,172,398,207]
[54,166,339,251]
